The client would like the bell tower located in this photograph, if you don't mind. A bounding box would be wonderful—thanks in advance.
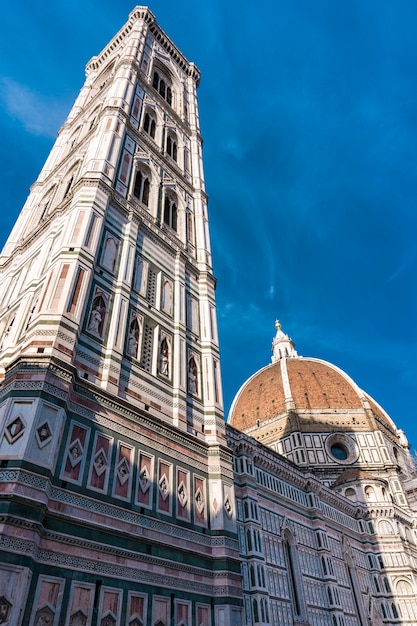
[0,8,242,625]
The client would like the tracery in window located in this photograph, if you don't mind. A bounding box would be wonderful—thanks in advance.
[152,70,172,106]
[163,193,177,231]
[166,133,177,161]
[143,110,156,139]
[133,169,151,206]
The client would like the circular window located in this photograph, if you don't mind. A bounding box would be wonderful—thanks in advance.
[330,443,348,460]
[325,433,358,465]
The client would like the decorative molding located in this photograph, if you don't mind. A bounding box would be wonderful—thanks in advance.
[0,534,240,598]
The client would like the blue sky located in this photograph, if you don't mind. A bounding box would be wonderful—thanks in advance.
[1,2,416,448]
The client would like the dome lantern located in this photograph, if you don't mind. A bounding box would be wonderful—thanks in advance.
[271,320,297,362]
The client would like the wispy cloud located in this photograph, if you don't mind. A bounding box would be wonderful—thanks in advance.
[0,78,69,137]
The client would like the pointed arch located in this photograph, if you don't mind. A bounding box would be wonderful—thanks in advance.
[101,235,119,273]
[127,314,142,359]
[188,354,199,396]
[159,335,171,377]
[161,278,173,315]
[163,191,178,231]
[143,108,156,139]
[87,291,108,337]
[151,61,175,108]
[133,166,151,207]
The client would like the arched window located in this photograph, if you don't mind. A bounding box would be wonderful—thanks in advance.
[263,599,269,623]
[166,133,178,161]
[101,235,118,273]
[246,529,252,552]
[383,576,391,593]
[252,599,259,623]
[378,520,394,535]
[161,279,173,315]
[283,529,304,618]
[249,565,256,587]
[396,579,412,595]
[391,603,399,619]
[63,175,74,199]
[0,314,16,350]
[143,110,156,139]
[345,488,356,501]
[163,194,178,231]
[364,485,376,501]
[327,587,333,605]
[260,598,266,622]
[133,169,151,206]
[374,576,380,593]
[152,69,173,106]
[244,501,249,519]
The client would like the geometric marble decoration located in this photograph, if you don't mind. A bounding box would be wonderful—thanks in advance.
[100,614,117,626]
[212,497,219,513]
[195,488,205,515]
[159,474,170,501]
[34,605,55,624]
[224,494,233,519]
[68,439,84,467]
[35,421,53,448]
[0,596,11,624]
[138,466,151,493]
[69,609,87,626]
[129,619,143,626]
[177,481,188,508]
[4,415,25,444]
[94,448,108,477]
[117,457,130,485]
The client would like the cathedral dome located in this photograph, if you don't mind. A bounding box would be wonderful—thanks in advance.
[228,322,398,442]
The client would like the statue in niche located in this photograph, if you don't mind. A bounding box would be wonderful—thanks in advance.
[88,295,106,336]
[127,317,140,358]
[188,357,198,395]
[159,338,169,376]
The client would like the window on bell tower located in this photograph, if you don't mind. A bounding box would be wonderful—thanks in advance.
[152,69,173,106]
[163,193,177,231]
[133,169,151,206]
[166,133,178,161]
[143,110,156,139]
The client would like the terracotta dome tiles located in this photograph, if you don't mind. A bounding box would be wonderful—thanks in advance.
[230,357,364,430]
[287,360,362,410]
[231,362,286,430]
